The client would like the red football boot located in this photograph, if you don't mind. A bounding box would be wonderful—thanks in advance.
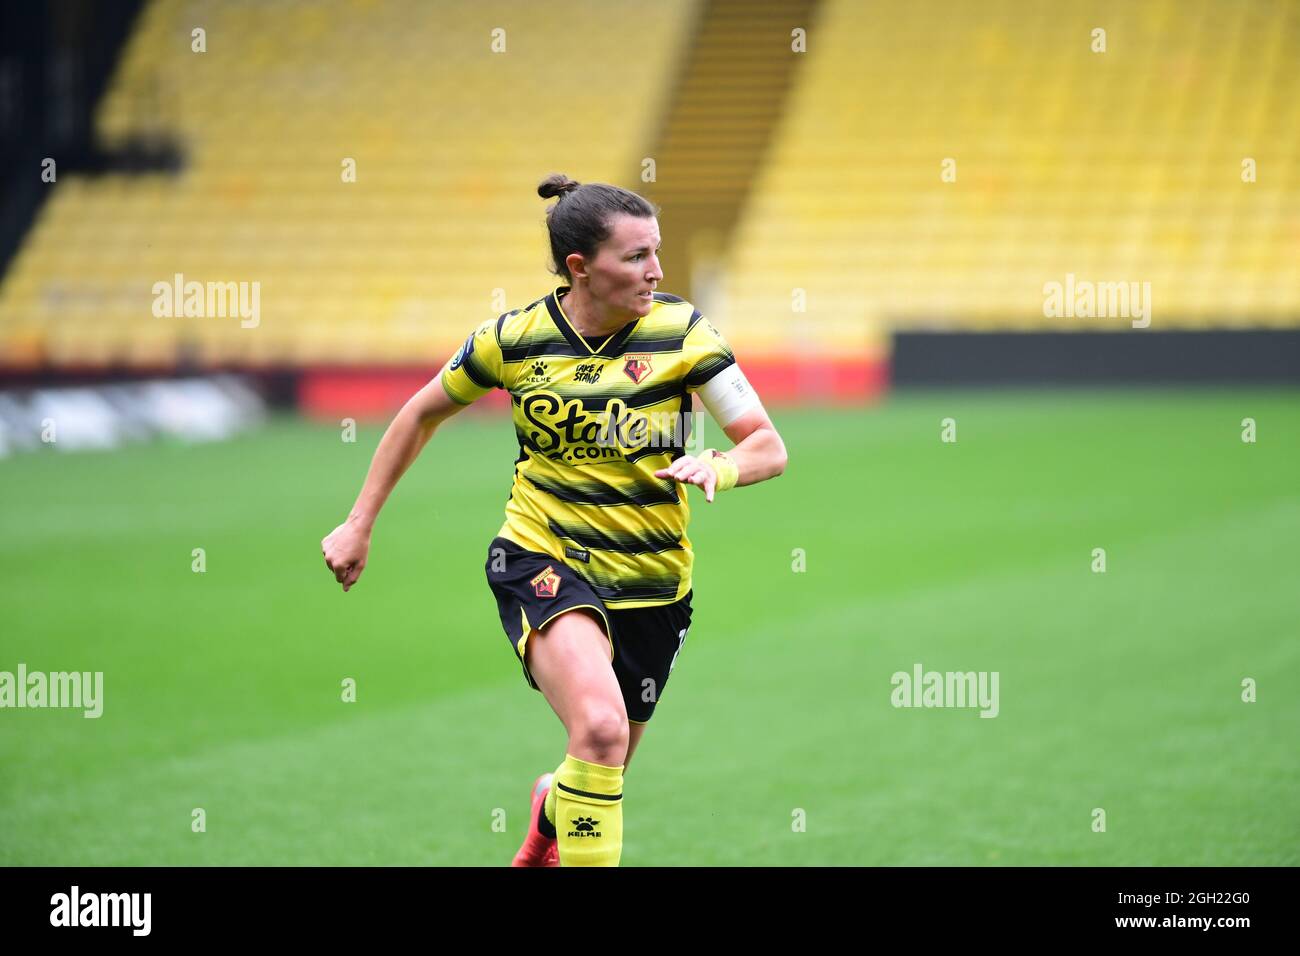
[511,772,559,867]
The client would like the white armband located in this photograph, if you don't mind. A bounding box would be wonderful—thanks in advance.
[696,363,762,428]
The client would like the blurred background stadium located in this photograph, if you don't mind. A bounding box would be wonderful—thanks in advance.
[1,0,1296,865]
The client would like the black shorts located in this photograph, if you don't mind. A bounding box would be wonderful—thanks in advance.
[484,536,692,723]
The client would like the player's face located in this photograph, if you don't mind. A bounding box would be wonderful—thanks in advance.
[584,214,663,318]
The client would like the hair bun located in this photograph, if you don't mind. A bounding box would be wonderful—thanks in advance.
[538,174,581,200]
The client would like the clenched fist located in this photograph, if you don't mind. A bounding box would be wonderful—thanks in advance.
[321,517,372,592]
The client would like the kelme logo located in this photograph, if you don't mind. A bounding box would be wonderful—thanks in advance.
[568,816,601,838]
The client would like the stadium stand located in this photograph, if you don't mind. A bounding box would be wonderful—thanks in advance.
[0,0,696,368]
[714,0,1300,346]
[1,0,1295,399]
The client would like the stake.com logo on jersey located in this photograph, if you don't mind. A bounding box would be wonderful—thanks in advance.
[520,393,694,462]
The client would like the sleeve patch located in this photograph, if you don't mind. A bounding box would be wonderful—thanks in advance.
[448,331,475,371]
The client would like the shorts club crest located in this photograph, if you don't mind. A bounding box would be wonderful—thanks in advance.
[484,536,693,722]
[531,566,561,599]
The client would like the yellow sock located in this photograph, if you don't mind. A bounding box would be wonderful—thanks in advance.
[553,753,623,867]
[544,761,561,828]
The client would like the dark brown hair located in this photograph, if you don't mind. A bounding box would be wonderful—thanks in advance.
[538,174,658,282]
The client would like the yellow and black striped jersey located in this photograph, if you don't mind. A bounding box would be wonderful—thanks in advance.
[440,285,738,609]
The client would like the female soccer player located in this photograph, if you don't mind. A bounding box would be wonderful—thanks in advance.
[321,174,787,866]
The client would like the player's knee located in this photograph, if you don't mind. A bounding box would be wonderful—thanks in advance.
[572,702,629,764]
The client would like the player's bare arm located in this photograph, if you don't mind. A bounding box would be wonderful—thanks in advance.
[321,366,465,591]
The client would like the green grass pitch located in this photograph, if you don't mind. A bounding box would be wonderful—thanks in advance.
[1,389,1297,865]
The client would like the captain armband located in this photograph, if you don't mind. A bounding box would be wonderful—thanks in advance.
[696,363,762,428]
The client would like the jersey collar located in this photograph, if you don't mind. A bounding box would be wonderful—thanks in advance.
[545,285,642,358]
